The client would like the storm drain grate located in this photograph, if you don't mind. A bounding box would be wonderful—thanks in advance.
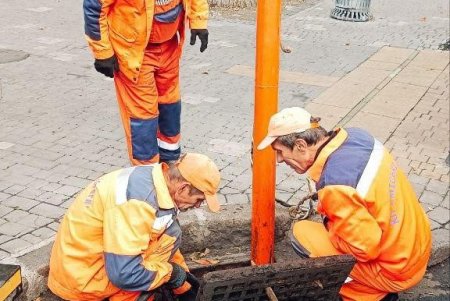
[197,255,355,301]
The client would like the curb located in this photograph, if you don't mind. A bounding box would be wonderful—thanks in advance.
[1,204,448,300]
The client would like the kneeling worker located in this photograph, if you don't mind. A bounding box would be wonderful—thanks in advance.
[257,107,431,301]
[48,153,221,301]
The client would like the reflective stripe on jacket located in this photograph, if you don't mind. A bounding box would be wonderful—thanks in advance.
[82,0,208,82]
[308,128,431,282]
[48,164,187,300]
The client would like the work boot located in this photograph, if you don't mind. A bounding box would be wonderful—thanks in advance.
[136,291,153,301]
[380,293,399,301]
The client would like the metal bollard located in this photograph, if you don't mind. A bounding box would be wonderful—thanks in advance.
[330,0,372,22]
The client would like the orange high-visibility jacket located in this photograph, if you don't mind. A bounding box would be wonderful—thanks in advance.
[83,0,208,82]
[308,128,431,282]
[48,164,188,301]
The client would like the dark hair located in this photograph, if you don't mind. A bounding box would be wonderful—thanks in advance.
[276,117,329,149]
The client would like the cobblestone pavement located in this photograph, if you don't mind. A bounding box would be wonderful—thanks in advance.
[0,0,448,267]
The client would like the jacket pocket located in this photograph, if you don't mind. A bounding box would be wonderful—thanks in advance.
[109,15,138,43]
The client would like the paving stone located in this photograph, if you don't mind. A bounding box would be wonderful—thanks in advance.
[217,193,226,206]
[227,173,252,191]
[0,181,13,192]
[368,46,415,64]
[0,250,9,261]
[59,176,91,189]
[30,203,66,219]
[0,142,15,150]
[411,182,426,198]
[26,179,49,190]
[47,222,60,232]
[54,184,81,197]
[430,228,450,266]
[427,206,450,225]
[21,234,44,244]
[421,202,435,213]
[41,182,63,192]
[3,184,27,195]
[426,179,449,196]
[346,111,400,143]
[0,238,33,254]
[61,199,74,209]
[35,191,68,206]
[441,193,449,210]
[220,186,241,195]
[0,205,14,218]
[32,227,56,239]
[429,219,441,231]
[278,177,302,193]
[275,191,293,204]
[420,190,445,207]
[3,209,28,222]
[17,187,44,199]
[226,193,250,204]
[0,222,33,236]
[421,169,444,181]
[15,214,52,227]
[1,195,39,211]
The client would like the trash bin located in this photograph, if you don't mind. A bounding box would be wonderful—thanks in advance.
[331,0,372,22]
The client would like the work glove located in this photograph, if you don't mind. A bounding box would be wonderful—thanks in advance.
[94,55,119,78]
[167,263,187,289]
[176,273,200,301]
[190,29,208,52]
[186,273,200,291]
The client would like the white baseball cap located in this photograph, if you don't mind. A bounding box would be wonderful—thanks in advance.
[257,107,319,150]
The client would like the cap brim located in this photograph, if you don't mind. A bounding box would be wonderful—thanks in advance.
[205,193,221,213]
[257,136,277,150]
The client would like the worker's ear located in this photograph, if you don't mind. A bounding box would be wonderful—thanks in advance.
[176,181,190,195]
[294,139,308,151]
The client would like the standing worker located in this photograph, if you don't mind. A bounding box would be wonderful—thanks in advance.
[83,0,209,165]
[257,107,431,301]
[48,153,221,301]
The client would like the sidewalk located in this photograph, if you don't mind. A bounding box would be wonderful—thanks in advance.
[0,0,449,299]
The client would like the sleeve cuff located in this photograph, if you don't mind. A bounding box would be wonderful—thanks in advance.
[189,19,208,29]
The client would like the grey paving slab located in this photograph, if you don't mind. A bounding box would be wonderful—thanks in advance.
[0,0,448,294]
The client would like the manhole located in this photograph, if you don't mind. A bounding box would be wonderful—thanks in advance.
[0,49,30,64]
[193,255,355,301]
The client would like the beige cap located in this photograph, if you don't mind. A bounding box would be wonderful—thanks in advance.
[257,107,317,150]
[177,153,221,212]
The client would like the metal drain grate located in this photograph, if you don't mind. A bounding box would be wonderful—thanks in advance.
[330,0,372,22]
[197,255,355,301]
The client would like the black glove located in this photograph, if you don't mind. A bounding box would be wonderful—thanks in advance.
[94,55,119,78]
[186,273,200,291]
[190,29,208,52]
[167,263,187,289]
[177,273,200,301]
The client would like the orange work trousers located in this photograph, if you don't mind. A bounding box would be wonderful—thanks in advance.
[114,36,182,165]
[290,220,424,301]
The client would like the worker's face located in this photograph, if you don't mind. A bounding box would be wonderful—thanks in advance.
[174,183,206,212]
[272,139,315,174]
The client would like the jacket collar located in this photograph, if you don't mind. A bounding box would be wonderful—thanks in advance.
[152,163,175,210]
[308,128,348,182]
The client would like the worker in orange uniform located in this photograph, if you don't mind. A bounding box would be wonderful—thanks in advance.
[83,0,209,165]
[48,153,221,301]
[257,107,431,301]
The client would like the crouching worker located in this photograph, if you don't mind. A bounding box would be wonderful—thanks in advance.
[257,107,431,301]
[48,153,221,301]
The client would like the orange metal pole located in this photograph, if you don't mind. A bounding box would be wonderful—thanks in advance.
[251,0,282,265]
